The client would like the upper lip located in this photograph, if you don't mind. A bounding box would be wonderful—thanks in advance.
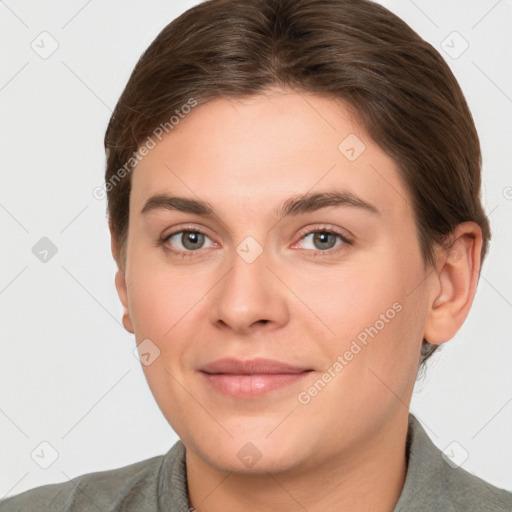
[200,358,311,375]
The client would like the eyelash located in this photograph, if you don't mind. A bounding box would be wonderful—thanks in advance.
[159,225,353,259]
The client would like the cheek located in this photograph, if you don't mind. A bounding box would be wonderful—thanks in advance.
[126,276,170,339]
[295,261,402,341]
[303,252,425,380]
[125,248,205,338]
[125,256,215,387]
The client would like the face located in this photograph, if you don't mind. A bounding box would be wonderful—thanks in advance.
[117,89,433,474]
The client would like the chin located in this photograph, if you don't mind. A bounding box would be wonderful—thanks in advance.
[209,440,305,474]
[184,425,310,474]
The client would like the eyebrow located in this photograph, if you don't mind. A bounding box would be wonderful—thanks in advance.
[140,190,380,219]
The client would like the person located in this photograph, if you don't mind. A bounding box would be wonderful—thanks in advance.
[2,0,511,510]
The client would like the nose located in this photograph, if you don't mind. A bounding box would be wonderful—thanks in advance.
[209,242,289,335]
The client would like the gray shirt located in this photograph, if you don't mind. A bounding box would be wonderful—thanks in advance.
[2,414,511,511]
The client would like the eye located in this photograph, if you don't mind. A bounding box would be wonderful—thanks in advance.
[294,228,352,255]
[159,226,352,258]
[161,229,216,256]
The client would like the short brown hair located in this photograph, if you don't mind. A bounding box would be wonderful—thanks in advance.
[104,0,491,367]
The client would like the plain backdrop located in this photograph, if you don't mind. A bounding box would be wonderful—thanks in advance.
[1,0,511,499]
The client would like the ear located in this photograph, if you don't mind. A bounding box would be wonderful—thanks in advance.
[423,222,483,345]
[109,219,134,334]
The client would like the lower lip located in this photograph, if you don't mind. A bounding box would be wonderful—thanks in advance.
[200,372,311,397]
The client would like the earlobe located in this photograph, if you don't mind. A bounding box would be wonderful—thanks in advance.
[423,222,483,345]
[110,219,134,334]
[115,270,134,334]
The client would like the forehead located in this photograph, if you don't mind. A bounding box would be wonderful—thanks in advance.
[130,91,411,221]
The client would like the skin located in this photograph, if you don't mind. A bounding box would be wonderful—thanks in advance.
[111,88,482,512]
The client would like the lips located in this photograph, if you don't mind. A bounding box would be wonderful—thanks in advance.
[201,358,311,375]
[199,358,313,397]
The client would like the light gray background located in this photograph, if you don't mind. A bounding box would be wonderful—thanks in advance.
[1,0,511,498]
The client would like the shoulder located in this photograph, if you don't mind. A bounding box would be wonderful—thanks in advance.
[394,414,512,512]
[439,461,512,511]
[0,444,181,512]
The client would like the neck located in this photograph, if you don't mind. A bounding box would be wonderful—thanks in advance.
[185,411,409,512]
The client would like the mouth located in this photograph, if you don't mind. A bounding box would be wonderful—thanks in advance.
[199,358,314,398]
